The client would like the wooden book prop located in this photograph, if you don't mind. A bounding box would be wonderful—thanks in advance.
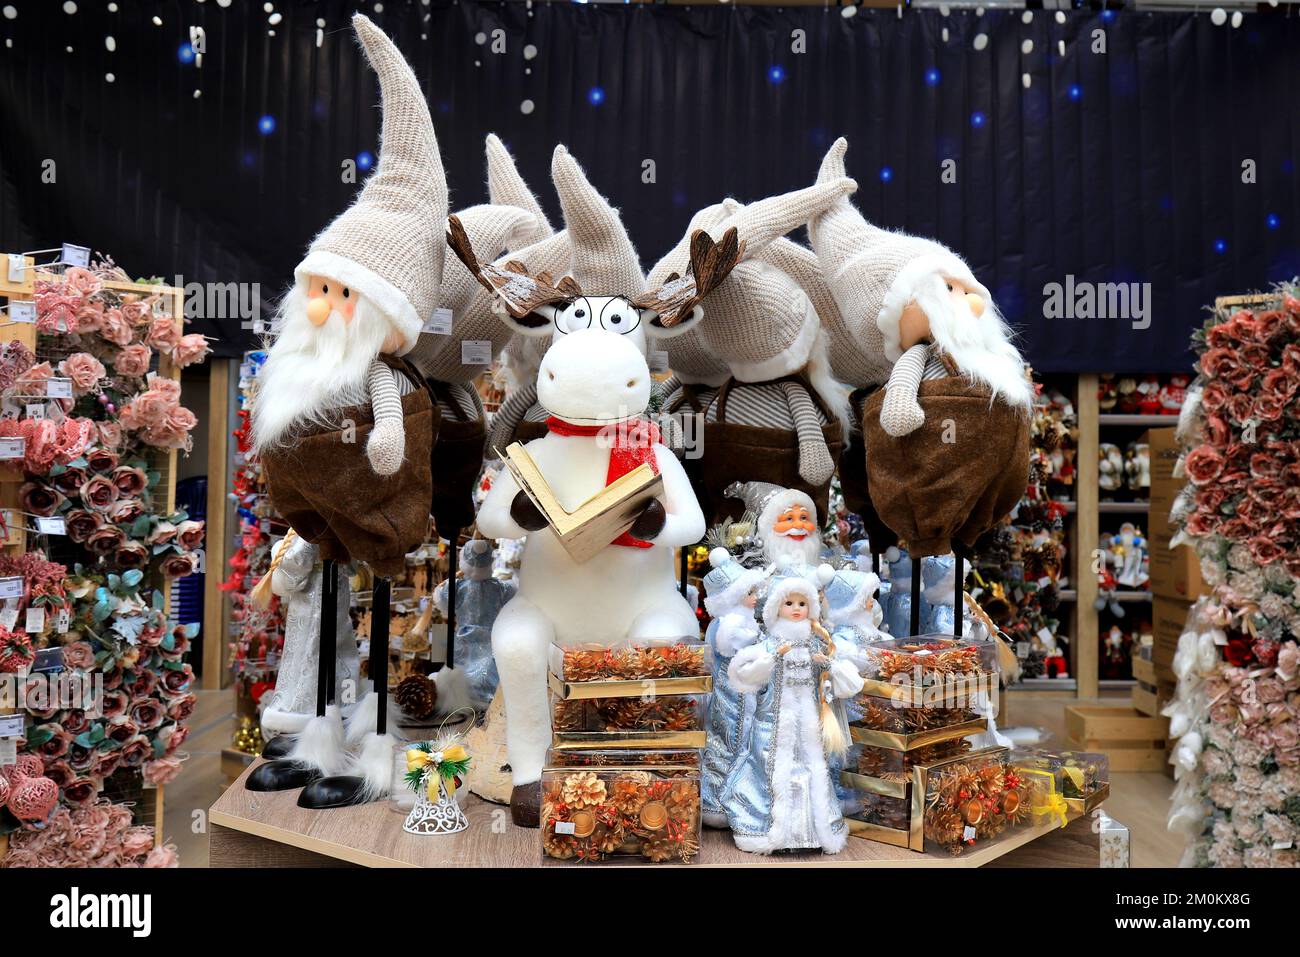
[499,442,664,564]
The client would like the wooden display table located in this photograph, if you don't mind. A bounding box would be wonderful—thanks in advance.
[210,762,1103,868]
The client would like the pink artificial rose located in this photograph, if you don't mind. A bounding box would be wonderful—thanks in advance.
[62,777,100,808]
[171,333,211,368]
[114,541,150,570]
[1225,393,1254,425]
[144,844,179,868]
[61,641,95,670]
[146,316,181,353]
[119,391,171,433]
[1184,445,1225,485]
[130,669,160,695]
[127,698,165,731]
[1249,536,1285,565]
[121,825,155,858]
[1200,380,1229,414]
[160,723,189,754]
[119,735,153,767]
[99,308,132,347]
[20,481,64,517]
[57,352,106,396]
[166,694,196,722]
[110,465,148,497]
[106,718,139,746]
[101,689,129,719]
[175,519,205,550]
[85,525,126,555]
[161,664,194,698]
[64,509,103,543]
[85,446,119,473]
[147,521,177,545]
[97,421,123,451]
[75,298,105,333]
[108,498,145,525]
[14,360,53,396]
[78,474,119,512]
[160,551,197,579]
[63,267,102,298]
[112,343,153,378]
[119,294,157,327]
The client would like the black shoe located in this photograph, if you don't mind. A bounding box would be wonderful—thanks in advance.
[260,734,295,759]
[297,775,375,809]
[246,759,323,792]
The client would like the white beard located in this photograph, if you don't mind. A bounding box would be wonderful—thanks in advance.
[252,285,391,451]
[914,275,1033,409]
[763,529,822,568]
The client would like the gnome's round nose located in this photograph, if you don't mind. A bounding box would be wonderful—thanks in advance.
[537,328,651,424]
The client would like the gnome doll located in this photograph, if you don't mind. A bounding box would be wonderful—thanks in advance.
[681,180,858,523]
[699,548,769,827]
[810,138,1031,580]
[250,14,442,807]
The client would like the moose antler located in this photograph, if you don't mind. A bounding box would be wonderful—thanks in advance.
[631,226,744,327]
[447,214,579,320]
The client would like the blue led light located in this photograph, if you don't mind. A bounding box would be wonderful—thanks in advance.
[178,43,195,64]
[880,166,893,183]
[924,68,941,87]
[357,151,375,171]
[1267,213,1281,230]
[970,111,986,128]
[768,65,785,84]
[257,115,277,135]
[1213,238,1228,255]
[587,86,605,106]
[1069,84,1082,101]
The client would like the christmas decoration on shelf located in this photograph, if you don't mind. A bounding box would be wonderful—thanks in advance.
[402,730,472,836]
[1165,285,1300,868]
[394,673,437,720]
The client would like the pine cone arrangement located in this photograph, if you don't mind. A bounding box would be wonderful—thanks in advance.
[559,643,708,681]
[394,674,437,719]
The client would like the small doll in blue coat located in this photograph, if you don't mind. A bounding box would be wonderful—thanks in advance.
[700,548,770,828]
[433,539,516,712]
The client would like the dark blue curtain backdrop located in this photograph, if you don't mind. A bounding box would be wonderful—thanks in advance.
[1,1,1297,370]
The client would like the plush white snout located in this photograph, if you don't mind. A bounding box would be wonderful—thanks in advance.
[537,328,651,424]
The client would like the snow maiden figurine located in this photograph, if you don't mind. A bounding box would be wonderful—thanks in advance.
[699,548,769,827]
[724,576,864,854]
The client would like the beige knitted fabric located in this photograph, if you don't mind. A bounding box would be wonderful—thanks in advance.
[879,344,946,437]
[486,134,555,250]
[406,203,539,384]
[295,15,446,356]
[808,138,987,376]
[647,201,733,387]
[551,146,646,295]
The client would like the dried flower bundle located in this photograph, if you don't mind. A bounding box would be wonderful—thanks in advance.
[542,770,701,864]
[923,759,1024,855]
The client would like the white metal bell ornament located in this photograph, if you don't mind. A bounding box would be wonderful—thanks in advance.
[402,734,472,836]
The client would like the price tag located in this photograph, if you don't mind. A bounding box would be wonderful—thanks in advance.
[61,243,91,268]
[963,825,977,842]
[36,516,66,536]
[460,340,492,365]
[7,301,35,323]
[57,607,69,634]
[33,647,65,674]
[553,821,576,836]
[0,606,17,631]
[1037,576,1052,589]
[45,378,73,399]
[0,437,24,459]
[25,403,45,420]
[0,713,23,738]
[0,576,22,600]
[423,307,453,335]
[647,349,669,373]
[1016,641,1031,658]
[0,739,15,767]
[25,605,44,633]
[6,254,25,284]
[1036,626,1055,644]
[1,399,20,421]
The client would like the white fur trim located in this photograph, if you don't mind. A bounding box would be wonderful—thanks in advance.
[726,300,821,383]
[708,547,731,569]
[876,252,988,363]
[434,666,475,716]
[343,686,401,747]
[288,706,346,775]
[296,250,422,355]
[761,576,822,624]
[703,566,768,617]
[348,731,400,802]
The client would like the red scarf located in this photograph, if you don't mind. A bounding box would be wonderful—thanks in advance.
[546,416,661,548]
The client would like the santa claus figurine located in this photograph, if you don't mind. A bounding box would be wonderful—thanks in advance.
[250,14,442,807]
[724,480,825,571]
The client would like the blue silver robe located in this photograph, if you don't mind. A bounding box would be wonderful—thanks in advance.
[701,610,760,826]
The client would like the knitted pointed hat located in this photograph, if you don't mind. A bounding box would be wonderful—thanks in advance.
[691,177,855,382]
[809,138,990,371]
[485,134,555,251]
[648,201,734,387]
[295,14,446,356]
[551,145,646,295]
[406,203,540,383]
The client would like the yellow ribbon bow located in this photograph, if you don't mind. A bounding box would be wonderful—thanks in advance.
[1020,768,1069,828]
[407,745,469,800]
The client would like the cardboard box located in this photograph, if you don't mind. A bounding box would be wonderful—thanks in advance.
[1152,595,1192,678]
[1146,427,1207,601]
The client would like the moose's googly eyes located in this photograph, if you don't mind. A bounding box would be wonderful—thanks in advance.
[600,298,641,335]
[573,308,586,318]
[558,298,594,333]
